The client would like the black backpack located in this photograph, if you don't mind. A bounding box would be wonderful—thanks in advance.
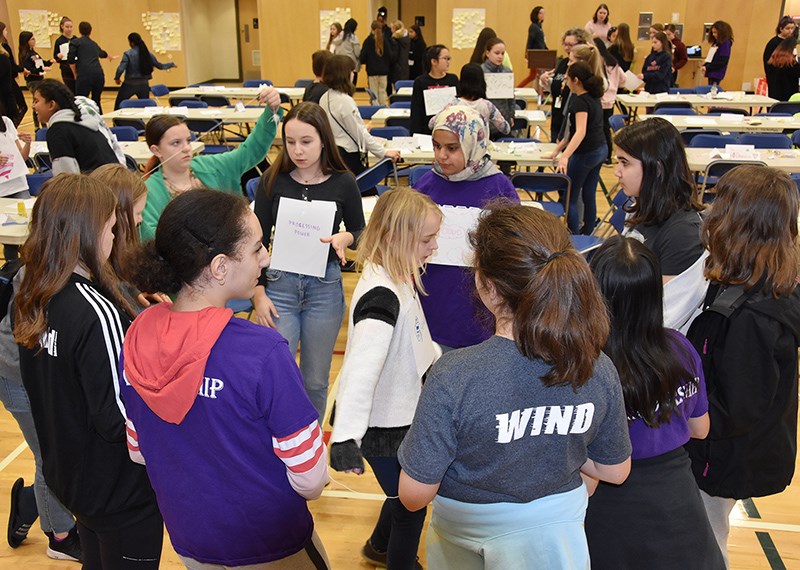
[0,259,21,322]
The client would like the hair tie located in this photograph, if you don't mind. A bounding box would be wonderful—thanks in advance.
[546,251,566,264]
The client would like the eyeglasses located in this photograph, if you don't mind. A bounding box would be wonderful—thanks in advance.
[563,42,577,48]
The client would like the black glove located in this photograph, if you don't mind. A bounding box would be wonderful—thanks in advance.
[330,439,365,472]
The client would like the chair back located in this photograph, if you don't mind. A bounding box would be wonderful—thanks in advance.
[695,85,725,95]
[653,107,697,116]
[26,172,53,196]
[370,126,410,139]
[385,117,412,131]
[32,152,51,173]
[110,126,139,141]
[689,134,739,148]
[355,158,398,195]
[119,98,158,109]
[295,79,314,88]
[699,160,767,196]
[245,177,259,201]
[124,154,140,172]
[608,114,628,132]
[680,129,722,146]
[177,99,208,108]
[515,99,527,110]
[389,101,411,109]
[736,133,792,149]
[358,105,384,119]
[150,84,169,97]
[243,79,272,87]
[112,118,146,135]
[769,102,800,115]
[408,165,433,187]
[394,80,414,90]
[388,94,412,105]
[706,107,748,116]
[34,128,48,141]
[653,101,693,111]
[199,95,230,107]
[668,87,695,94]
[511,172,571,221]
[792,129,800,148]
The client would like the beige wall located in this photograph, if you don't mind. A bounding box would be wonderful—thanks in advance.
[7,0,188,87]
[182,0,239,84]
[401,0,436,44]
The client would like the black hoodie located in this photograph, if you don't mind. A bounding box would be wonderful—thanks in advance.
[686,283,800,499]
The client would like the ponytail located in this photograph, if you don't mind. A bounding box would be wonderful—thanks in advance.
[568,61,604,99]
[372,20,384,56]
[583,75,605,98]
[128,32,154,76]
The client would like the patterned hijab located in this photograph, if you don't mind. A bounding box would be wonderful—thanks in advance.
[431,105,500,182]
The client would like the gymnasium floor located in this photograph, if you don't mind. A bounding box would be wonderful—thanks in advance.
[0,90,798,569]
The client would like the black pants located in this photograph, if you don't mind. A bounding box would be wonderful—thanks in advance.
[77,507,163,570]
[114,81,151,110]
[338,147,367,177]
[75,72,105,114]
[61,70,76,95]
[603,107,613,161]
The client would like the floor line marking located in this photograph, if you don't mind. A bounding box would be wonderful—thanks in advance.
[730,519,800,534]
[322,489,386,501]
[0,441,28,472]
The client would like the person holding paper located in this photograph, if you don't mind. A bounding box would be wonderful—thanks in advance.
[319,55,399,176]
[548,62,607,235]
[701,21,733,86]
[18,31,53,130]
[397,204,631,570]
[254,101,365,421]
[113,32,177,110]
[481,38,515,138]
[430,63,510,135]
[0,113,30,260]
[410,44,459,135]
[415,104,518,350]
[638,32,673,95]
[330,188,442,570]
[53,17,76,94]
[140,85,282,241]
[120,188,331,569]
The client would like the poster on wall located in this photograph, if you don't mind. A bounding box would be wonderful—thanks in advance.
[142,12,181,54]
[18,10,51,48]
[452,8,486,50]
[320,8,351,50]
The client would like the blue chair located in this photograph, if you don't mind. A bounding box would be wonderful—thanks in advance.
[608,114,628,133]
[515,99,528,110]
[358,105,384,119]
[689,134,739,148]
[370,126,410,139]
[407,165,433,188]
[790,173,800,194]
[595,189,631,237]
[295,79,313,88]
[366,88,379,105]
[498,137,540,143]
[245,177,259,201]
[110,126,139,141]
[769,102,800,115]
[389,101,411,109]
[186,119,232,154]
[737,133,792,149]
[385,117,412,131]
[113,118,146,137]
[792,129,800,148]
[243,79,272,87]
[199,95,231,107]
[680,129,723,146]
[388,94,412,105]
[755,112,792,117]
[119,98,158,109]
[176,99,208,108]
[355,158,398,196]
[653,108,697,116]
[394,80,414,90]
[124,154,140,172]
[32,152,51,173]
[706,107,748,116]
[669,87,695,94]
[653,101,693,111]
[34,128,47,142]
[150,84,169,98]
[695,85,724,95]
[511,172,571,221]
[571,234,604,255]
[26,172,52,196]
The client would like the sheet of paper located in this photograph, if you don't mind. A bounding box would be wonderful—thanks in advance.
[684,117,717,126]
[59,42,69,58]
[485,73,514,99]
[0,134,31,184]
[411,292,437,377]
[413,134,434,152]
[429,205,482,267]
[724,144,758,160]
[387,136,416,151]
[270,198,337,277]
[423,86,457,116]
[624,70,643,92]
[719,113,744,123]
[705,46,718,63]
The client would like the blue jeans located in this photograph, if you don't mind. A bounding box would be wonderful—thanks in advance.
[564,145,606,235]
[0,376,75,534]
[364,456,427,570]
[265,261,345,420]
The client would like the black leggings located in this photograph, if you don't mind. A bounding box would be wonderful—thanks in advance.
[77,507,163,570]
[75,72,105,114]
[114,81,151,110]
[603,107,613,161]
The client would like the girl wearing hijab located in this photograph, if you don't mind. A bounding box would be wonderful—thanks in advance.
[413,105,519,351]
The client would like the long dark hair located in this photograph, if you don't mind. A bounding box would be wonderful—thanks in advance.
[469,28,496,64]
[593,3,610,24]
[262,102,348,198]
[128,32,154,76]
[591,236,697,426]
[31,79,82,121]
[614,118,702,227]
[594,37,618,67]
[470,203,609,388]
[531,6,544,24]
[566,61,604,98]
[343,18,358,40]
[458,63,487,100]
[410,24,424,43]
[18,32,33,65]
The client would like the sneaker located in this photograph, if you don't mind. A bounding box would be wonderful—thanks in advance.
[46,526,82,562]
[7,478,37,548]
[361,540,387,567]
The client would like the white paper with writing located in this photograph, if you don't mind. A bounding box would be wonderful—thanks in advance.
[624,70,644,92]
[429,205,481,267]
[270,198,337,277]
[423,86,457,116]
[485,73,514,99]
[0,134,30,183]
[59,43,69,59]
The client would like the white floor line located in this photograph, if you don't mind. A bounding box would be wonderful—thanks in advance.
[322,489,386,501]
[730,519,800,534]
[0,441,28,472]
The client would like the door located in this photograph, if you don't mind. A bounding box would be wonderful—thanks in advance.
[237,0,261,81]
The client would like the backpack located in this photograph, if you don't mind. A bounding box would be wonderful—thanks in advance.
[0,259,21,322]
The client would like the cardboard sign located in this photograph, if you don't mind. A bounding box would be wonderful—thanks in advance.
[270,198,337,277]
[485,72,515,99]
[429,205,481,267]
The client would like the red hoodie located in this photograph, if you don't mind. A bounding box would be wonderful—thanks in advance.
[123,303,233,424]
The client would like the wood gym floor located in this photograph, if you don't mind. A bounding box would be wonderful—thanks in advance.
[0,90,798,569]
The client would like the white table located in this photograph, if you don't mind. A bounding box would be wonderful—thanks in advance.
[30,141,205,164]
[640,114,800,133]
[369,108,547,128]
[0,198,33,245]
[618,93,777,112]
[102,106,266,125]
[169,86,304,104]
[684,148,800,173]
[395,87,541,104]
[398,141,559,167]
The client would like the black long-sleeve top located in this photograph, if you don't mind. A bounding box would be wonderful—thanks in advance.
[360,33,396,76]
[68,35,108,77]
[410,72,460,135]
[526,22,547,50]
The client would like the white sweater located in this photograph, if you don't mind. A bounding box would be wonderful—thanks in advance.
[319,89,387,158]
[331,264,432,446]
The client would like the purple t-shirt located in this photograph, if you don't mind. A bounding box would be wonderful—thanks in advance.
[415,170,520,348]
[627,330,708,460]
[119,319,319,566]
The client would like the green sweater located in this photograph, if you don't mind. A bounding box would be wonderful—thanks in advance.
[141,107,282,241]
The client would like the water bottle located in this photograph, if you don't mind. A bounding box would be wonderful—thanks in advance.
[710,84,718,97]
